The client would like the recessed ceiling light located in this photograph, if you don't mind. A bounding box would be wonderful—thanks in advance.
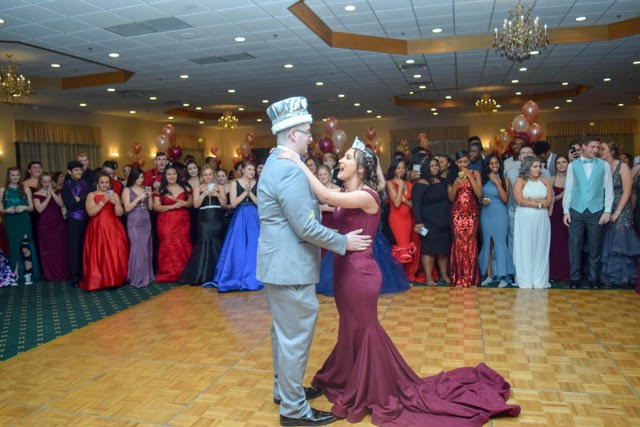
[366,109,373,113]
[338,94,345,98]
[50,63,60,68]
[496,104,502,108]
[257,118,263,122]
[108,52,119,58]
[413,74,422,78]
[149,96,157,100]
[433,112,439,116]
[405,59,415,64]
[515,91,522,95]
[345,5,356,12]
[79,103,87,107]
[566,99,572,103]
[0,19,5,25]
[315,81,324,86]
[168,116,174,120]
[554,106,560,110]
[445,95,452,99]
[284,64,293,69]
[238,107,244,111]
[633,60,640,65]
[322,118,327,122]
[179,74,189,79]
[519,67,527,72]
[589,121,595,126]
[576,16,586,22]
[262,99,269,103]
[430,107,437,111]
[376,115,382,118]
[511,79,519,83]
[603,77,611,82]
[107,88,115,92]
[129,110,136,114]
[618,103,624,107]
[432,28,442,33]
[234,36,246,42]
[409,91,414,95]
[418,85,427,89]
[529,50,539,55]
[198,120,204,124]
[354,102,360,106]
[561,82,569,86]
[228,89,236,93]
[195,106,202,110]
[492,109,498,112]
[183,103,190,107]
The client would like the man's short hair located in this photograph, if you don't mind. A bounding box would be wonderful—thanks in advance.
[533,140,550,155]
[411,146,426,155]
[102,160,117,170]
[155,151,166,158]
[468,136,481,145]
[323,152,338,162]
[581,135,600,146]
[469,141,483,151]
[76,152,88,159]
[67,160,83,170]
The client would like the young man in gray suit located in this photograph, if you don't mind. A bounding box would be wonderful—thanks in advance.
[257,97,371,426]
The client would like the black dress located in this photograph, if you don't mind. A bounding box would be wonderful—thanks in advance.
[179,194,225,285]
[412,180,451,255]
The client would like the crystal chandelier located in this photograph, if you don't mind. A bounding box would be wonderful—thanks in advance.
[0,54,32,105]
[475,94,497,113]
[218,111,238,129]
[492,1,548,62]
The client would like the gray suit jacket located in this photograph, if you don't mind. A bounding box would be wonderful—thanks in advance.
[256,147,347,285]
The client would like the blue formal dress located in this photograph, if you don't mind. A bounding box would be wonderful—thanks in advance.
[478,180,514,279]
[208,181,262,292]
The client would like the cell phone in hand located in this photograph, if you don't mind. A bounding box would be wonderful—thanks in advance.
[412,164,421,172]
[419,226,429,237]
[207,183,214,192]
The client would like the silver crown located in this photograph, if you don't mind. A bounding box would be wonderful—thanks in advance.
[266,96,313,135]
[351,137,373,159]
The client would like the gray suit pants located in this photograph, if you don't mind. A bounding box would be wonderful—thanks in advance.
[568,208,603,281]
[264,283,318,418]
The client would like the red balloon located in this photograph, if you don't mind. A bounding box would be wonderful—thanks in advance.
[168,144,182,161]
[210,146,218,155]
[245,152,256,163]
[131,142,141,155]
[318,136,333,153]
[235,147,243,156]
[136,156,145,168]
[162,123,175,138]
[245,132,255,147]
[324,116,340,136]
[528,122,544,142]
[521,100,540,123]
[365,126,377,142]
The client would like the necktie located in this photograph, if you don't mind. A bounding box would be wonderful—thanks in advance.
[542,160,547,168]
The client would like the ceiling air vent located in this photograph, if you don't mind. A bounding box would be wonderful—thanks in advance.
[105,17,192,37]
[190,53,256,65]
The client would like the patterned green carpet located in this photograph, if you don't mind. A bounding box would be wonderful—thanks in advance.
[0,282,180,361]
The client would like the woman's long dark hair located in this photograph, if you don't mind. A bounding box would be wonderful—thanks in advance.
[125,166,144,188]
[159,166,190,196]
[480,153,507,191]
[386,158,407,181]
[24,161,42,180]
[419,156,441,184]
[354,147,379,191]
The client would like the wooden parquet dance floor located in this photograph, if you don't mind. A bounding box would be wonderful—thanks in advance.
[1,285,640,426]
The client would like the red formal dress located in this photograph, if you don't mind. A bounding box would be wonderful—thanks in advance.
[154,192,192,282]
[313,188,520,426]
[450,177,480,287]
[81,194,129,291]
[388,181,422,281]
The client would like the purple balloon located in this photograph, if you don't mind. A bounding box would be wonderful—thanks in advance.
[318,136,333,154]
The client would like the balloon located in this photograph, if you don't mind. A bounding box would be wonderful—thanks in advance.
[241,142,250,154]
[245,152,256,163]
[513,114,529,133]
[156,134,169,151]
[209,146,218,155]
[498,132,511,145]
[318,136,333,153]
[161,123,175,139]
[507,121,517,137]
[365,127,377,142]
[528,122,544,142]
[131,142,141,154]
[245,132,255,147]
[371,137,381,148]
[235,147,243,156]
[136,156,145,168]
[324,116,340,135]
[126,150,136,162]
[332,129,347,150]
[168,144,182,161]
[521,100,539,123]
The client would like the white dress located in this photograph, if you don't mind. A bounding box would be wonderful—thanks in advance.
[513,179,551,289]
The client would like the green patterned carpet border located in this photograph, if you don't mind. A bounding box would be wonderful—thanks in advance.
[0,282,180,361]
[411,279,634,289]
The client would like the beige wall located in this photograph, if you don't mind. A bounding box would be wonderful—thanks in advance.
[0,103,638,179]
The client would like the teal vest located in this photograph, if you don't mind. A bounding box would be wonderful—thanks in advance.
[571,158,605,213]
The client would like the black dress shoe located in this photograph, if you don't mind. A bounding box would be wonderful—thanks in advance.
[569,281,580,289]
[274,387,323,405]
[280,408,337,426]
[588,281,600,289]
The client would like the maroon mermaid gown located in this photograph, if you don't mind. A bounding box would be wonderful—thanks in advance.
[312,188,520,426]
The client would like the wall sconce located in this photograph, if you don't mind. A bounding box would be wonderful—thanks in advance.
[110,151,120,158]
[0,148,4,156]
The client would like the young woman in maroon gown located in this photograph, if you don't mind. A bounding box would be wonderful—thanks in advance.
[81,172,129,291]
[448,151,483,287]
[33,173,70,282]
[153,166,192,283]
[278,140,519,426]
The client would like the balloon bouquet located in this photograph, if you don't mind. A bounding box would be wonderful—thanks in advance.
[126,141,145,168]
[489,100,544,157]
[151,123,183,162]
[234,132,257,165]
[364,127,383,155]
[316,117,347,158]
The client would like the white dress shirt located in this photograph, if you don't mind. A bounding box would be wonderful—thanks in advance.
[562,156,614,214]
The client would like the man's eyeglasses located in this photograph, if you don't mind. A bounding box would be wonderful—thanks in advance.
[293,129,312,137]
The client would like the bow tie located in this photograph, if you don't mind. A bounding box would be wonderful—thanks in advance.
[582,158,594,164]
